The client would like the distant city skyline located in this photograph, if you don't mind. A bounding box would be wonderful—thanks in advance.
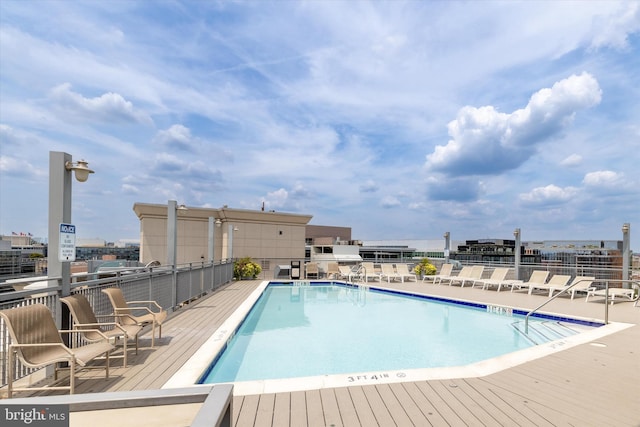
[1,1,639,243]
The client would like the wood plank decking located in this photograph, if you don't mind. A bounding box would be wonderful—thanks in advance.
[8,279,640,426]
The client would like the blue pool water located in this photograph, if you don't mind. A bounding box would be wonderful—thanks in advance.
[200,283,591,384]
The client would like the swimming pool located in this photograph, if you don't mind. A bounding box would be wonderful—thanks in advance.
[164,281,626,395]
[198,282,600,384]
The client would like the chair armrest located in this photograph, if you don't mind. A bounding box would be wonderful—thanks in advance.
[119,305,161,315]
[72,321,127,333]
[127,300,163,310]
[60,329,110,341]
[10,343,75,357]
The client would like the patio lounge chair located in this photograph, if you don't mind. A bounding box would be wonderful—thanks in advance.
[326,262,340,279]
[527,274,571,296]
[360,262,381,282]
[0,303,114,397]
[471,267,511,291]
[510,270,550,293]
[338,265,361,282]
[380,263,402,283]
[586,287,637,305]
[305,262,319,279]
[61,294,142,367]
[395,263,417,282]
[548,276,596,300]
[102,288,167,348]
[440,266,473,286]
[449,265,484,287]
[423,263,453,284]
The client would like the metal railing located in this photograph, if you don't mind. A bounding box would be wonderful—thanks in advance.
[0,260,234,390]
[524,279,640,334]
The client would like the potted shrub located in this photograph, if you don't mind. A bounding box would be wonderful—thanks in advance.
[413,258,436,279]
[234,257,262,279]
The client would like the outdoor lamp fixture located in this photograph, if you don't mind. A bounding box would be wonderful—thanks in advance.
[65,159,94,182]
[622,223,630,233]
[513,228,520,237]
[215,219,222,227]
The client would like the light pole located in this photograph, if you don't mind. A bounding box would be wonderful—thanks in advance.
[48,152,94,297]
[166,200,187,266]
[514,228,521,280]
[48,151,93,349]
[622,223,630,286]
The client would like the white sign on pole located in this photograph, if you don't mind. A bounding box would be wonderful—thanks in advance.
[59,223,76,262]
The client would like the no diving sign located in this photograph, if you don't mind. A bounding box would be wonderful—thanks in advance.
[59,223,76,262]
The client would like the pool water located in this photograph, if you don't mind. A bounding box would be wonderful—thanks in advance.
[200,283,576,384]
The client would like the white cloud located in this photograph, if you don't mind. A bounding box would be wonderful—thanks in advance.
[263,188,289,210]
[380,196,401,208]
[589,2,640,50]
[49,83,153,124]
[425,73,602,176]
[153,125,195,152]
[359,180,378,193]
[519,184,578,205]
[560,154,583,167]
[582,170,623,187]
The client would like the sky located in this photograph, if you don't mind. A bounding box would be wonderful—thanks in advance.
[1,1,639,246]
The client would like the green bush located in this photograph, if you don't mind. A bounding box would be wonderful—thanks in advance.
[413,258,437,276]
[233,257,262,279]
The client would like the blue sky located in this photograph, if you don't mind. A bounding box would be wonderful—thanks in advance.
[1,1,639,244]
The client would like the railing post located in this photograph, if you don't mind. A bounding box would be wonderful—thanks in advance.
[604,281,609,325]
[172,264,177,309]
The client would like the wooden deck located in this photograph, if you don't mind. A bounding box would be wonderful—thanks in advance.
[9,279,640,426]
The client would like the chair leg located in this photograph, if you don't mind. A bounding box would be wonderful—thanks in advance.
[8,349,15,398]
[105,351,110,378]
[123,334,128,367]
[70,359,76,394]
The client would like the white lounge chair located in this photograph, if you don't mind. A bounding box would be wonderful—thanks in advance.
[304,262,319,279]
[549,276,596,300]
[380,263,402,283]
[586,287,636,305]
[395,263,417,282]
[440,266,473,286]
[326,262,340,279]
[360,262,381,282]
[527,274,571,296]
[471,267,511,291]
[450,265,484,287]
[338,265,361,282]
[423,263,453,284]
[510,270,550,293]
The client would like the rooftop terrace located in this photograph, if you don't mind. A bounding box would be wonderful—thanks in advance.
[1,270,638,426]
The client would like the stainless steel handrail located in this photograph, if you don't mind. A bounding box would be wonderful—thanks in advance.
[524,279,639,334]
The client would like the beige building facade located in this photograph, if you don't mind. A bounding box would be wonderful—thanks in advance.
[133,203,313,276]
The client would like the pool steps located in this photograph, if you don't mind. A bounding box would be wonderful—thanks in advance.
[511,320,582,345]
